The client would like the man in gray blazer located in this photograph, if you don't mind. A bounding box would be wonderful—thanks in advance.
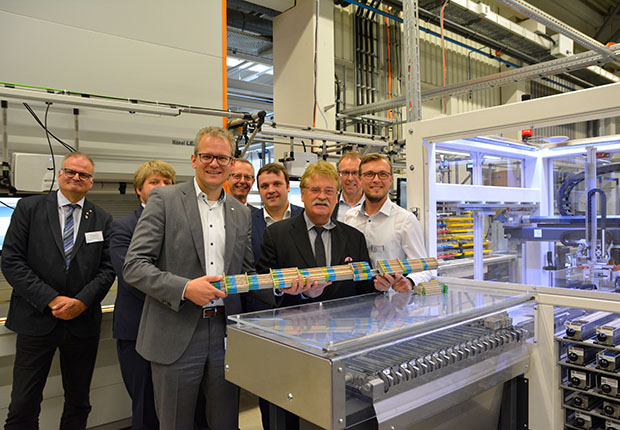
[123,126,254,430]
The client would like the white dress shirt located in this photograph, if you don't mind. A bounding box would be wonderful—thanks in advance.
[57,190,85,245]
[336,193,364,223]
[344,198,432,285]
[194,178,226,307]
[263,202,292,227]
[303,212,335,267]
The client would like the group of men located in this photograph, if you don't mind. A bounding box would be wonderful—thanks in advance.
[1,125,429,430]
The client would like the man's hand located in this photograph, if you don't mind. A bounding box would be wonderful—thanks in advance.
[374,273,413,293]
[281,274,331,298]
[184,275,227,306]
[49,296,88,320]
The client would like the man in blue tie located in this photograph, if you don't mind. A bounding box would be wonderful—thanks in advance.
[1,152,115,430]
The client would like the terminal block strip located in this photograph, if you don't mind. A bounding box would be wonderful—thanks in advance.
[345,312,526,397]
[212,257,439,294]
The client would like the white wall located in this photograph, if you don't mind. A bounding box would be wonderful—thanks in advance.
[0,0,227,182]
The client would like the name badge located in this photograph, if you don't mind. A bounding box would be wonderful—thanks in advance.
[370,244,385,253]
[85,231,104,243]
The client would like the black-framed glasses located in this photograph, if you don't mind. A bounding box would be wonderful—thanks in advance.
[196,153,233,165]
[339,170,360,178]
[62,168,93,180]
[230,173,254,181]
[361,171,391,180]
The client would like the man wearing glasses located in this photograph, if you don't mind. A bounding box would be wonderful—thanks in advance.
[256,161,373,308]
[2,152,115,429]
[332,151,364,222]
[345,153,432,292]
[123,127,254,429]
[255,161,373,429]
[226,158,258,211]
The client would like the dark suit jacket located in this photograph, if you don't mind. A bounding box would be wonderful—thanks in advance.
[331,200,342,223]
[255,213,373,308]
[1,193,115,338]
[249,204,259,213]
[110,206,144,341]
[251,204,304,263]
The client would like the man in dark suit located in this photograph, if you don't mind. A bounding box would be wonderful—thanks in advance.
[110,160,175,430]
[1,152,115,430]
[255,161,374,429]
[250,162,303,263]
[226,157,258,211]
[123,127,254,430]
[247,162,303,429]
[257,160,374,308]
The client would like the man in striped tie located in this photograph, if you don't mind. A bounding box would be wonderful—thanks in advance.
[1,152,115,430]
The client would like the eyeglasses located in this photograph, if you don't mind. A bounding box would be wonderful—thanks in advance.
[361,171,391,180]
[304,186,337,197]
[339,170,360,178]
[230,173,254,182]
[62,168,93,180]
[196,153,233,165]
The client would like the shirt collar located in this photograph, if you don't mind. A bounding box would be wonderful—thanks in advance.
[362,197,392,217]
[57,190,85,209]
[264,202,291,223]
[303,212,336,231]
[339,192,364,207]
[193,178,226,204]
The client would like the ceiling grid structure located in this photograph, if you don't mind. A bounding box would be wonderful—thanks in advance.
[226,0,620,134]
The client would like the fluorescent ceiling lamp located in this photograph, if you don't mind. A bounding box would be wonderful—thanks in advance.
[227,57,244,67]
[540,142,620,158]
[249,64,271,73]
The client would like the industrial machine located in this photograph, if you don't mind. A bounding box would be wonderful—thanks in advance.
[226,284,535,429]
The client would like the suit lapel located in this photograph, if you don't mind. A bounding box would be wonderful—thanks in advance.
[330,222,347,265]
[180,181,206,272]
[46,193,64,257]
[291,215,316,267]
[223,197,237,273]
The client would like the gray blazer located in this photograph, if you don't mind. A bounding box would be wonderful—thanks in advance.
[123,180,254,365]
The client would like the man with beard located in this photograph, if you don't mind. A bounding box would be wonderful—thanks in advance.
[2,152,115,429]
[332,151,364,222]
[344,153,432,292]
[226,158,258,211]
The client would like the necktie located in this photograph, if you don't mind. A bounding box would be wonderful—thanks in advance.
[63,204,79,269]
[313,226,327,267]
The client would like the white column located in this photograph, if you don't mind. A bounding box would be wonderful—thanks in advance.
[273,0,336,161]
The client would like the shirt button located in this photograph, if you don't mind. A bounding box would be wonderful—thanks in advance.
[210,224,213,227]
[210,262,214,265]
[210,242,214,246]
